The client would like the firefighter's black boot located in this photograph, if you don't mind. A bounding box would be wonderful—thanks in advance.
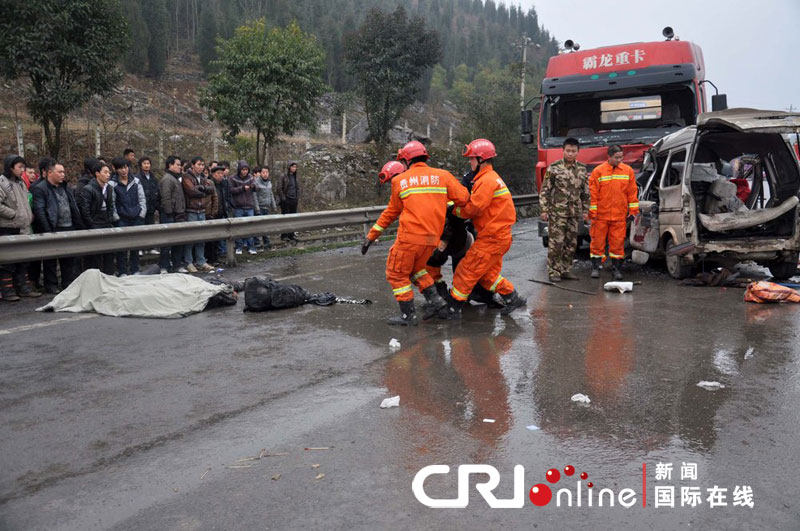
[434,281,448,300]
[499,290,527,315]
[590,258,600,279]
[469,284,504,308]
[438,294,464,320]
[612,259,624,281]
[421,285,447,320]
[386,300,418,326]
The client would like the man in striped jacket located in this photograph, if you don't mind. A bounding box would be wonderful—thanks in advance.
[588,145,639,280]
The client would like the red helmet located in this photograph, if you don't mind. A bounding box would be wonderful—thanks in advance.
[396,140,429,163]
[378,161,406,184]
[462,138,497,160]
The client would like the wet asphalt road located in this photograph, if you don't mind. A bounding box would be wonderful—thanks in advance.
[1,217,799,530]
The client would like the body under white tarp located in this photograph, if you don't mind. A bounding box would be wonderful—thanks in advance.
[37,269,227,318]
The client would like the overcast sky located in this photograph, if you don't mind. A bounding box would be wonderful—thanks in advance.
[512,0,799,111]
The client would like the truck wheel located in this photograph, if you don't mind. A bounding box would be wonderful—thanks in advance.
[542,237,549,248]
[665,238,692,279]
[768,253,799,280]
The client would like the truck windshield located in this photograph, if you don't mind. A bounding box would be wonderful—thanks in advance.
[541,83,696,148]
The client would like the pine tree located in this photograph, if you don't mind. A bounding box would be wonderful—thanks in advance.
[122,0,151,75]
[143,0,169,78]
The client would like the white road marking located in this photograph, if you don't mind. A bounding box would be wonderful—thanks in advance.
[0,313,99,336]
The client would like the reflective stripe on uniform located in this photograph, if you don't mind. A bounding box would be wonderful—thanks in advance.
[609,252,624,258]
[451,287,469,301]
[628,202,639,208]
[589,205,598,210]
[372,224,384,232]
[392,284,413,295]
[489,276,504,292]
[399,186,447,199]
[493,187,510,197]
[411,269,428,281]
[590,253,605,258]
[454,206,463,217]
[598,174,631,182]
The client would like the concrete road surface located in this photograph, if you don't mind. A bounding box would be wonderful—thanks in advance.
[1,218,798,530]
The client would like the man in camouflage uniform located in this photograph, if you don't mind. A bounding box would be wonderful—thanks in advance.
[539,138,590,282]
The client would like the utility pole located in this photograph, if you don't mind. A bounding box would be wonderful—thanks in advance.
[519,34,532,110]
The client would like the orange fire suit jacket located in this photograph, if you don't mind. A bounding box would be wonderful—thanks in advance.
[453,164,516,240]
[367,162,469,246]
[588,162,639,221]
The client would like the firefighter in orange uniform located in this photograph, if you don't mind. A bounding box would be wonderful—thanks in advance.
[588,145,639,280]
[439,139,526,319]
[362,142,470,325]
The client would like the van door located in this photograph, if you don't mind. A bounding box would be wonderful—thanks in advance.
[629,150,660,252]
[658,146,691,243]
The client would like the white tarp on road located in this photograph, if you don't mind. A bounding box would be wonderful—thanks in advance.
[36,269,227,318]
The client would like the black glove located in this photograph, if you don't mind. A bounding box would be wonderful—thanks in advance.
[627,214,635,222]
[196,185,206,194]
[361,238,374,255]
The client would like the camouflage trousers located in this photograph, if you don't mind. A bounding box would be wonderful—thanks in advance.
[547,214,579,277]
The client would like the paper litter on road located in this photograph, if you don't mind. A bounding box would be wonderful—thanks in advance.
[482,418,496,423]
[389,338,401,349]
[571,393,591,404]
[744,347,755,360]
[380,396,400,408]
[526,425,540,431]
[603,281,633,293]
[697,381,726,390]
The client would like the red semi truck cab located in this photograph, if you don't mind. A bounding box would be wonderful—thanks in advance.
[522,36,722,247]
[532,39,710,186]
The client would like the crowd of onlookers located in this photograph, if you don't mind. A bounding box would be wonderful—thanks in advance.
[0,148,303,301]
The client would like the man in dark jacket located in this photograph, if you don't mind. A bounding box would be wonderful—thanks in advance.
[206,163,231,265]
[158,155,188,273]
[182,156,215,272]
[111,157,146,275]
[137,156,160,225]
[77,161,117,274]
[229,160,257,254]
[0,154,40,300]
[276,161,301,242]
[31,158,84,293]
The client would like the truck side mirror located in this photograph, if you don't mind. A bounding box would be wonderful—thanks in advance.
[521,109,534,135]
[712,94,728,111]
[520,109,535,145]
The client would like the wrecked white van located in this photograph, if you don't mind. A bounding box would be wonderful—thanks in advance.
[630,108,800,279]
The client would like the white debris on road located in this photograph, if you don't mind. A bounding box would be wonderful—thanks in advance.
[389,338,401,350]
[571,393,591,404]
[744,347,755,360]
[380,396,400,409]
[603,281,633,293]
[697,381,726,390]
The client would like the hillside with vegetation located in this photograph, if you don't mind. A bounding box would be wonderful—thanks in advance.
[1,0,559,206]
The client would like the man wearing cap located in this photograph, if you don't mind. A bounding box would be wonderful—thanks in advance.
[277,161,301,243]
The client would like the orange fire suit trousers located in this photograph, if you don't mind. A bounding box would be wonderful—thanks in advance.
[589,219,626,260]
[450,238,514,301]
[386,241,437,302]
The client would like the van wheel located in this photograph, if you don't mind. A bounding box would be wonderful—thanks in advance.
[768,253,799,280]
[542,237,549,248]
[665,238,693,279]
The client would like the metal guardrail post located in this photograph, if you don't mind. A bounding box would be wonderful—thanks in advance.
[226,237,236,267]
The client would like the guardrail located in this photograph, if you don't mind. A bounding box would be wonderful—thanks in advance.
[0,194,538,265]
